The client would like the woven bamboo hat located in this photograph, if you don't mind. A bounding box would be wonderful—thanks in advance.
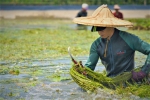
[73,4,133,27]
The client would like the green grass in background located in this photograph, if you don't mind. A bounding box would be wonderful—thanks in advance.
[128,18,150,30]
[0,18,150,61]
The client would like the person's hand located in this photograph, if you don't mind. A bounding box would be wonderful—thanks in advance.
[131,70,146,82]
[75,61,87,76]
[74,61,83,67]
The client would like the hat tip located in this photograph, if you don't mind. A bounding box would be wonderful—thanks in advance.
[101,4,107,8]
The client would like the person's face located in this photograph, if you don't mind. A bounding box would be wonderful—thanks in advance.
[98,27,113,39]
[82,8,87,11]
[115,9,119,12]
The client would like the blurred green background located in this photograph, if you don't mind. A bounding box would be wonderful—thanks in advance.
[0,0,150,5]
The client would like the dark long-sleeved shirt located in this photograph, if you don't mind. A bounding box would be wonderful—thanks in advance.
[85,29,150,77]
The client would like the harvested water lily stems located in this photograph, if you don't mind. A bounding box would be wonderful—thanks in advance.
[70,62,150,97]
[70,61,132,91]
[70,63,104,92]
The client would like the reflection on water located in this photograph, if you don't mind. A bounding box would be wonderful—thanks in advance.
[25,82,89,100]
[0,18,148,99]
[0,56,104,100]
[0,52,147,100]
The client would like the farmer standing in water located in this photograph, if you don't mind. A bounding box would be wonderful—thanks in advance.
[73,4,150,82]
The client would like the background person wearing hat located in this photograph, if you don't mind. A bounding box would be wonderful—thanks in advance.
[76,3,88,18]
[73,5,150,82]
[75,3,88,30]
[113,4,124,19]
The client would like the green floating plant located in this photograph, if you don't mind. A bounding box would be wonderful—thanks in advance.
[70,62,150,98]
[47,69,71,82]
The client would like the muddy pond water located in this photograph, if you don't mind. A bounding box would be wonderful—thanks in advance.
[0,56,105,100]
[0,19,149,100]
[0,52,148,100]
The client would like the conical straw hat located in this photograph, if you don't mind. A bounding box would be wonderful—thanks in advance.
[73,5,133,27]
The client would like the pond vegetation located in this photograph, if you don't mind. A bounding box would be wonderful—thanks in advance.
[0,18,150,99]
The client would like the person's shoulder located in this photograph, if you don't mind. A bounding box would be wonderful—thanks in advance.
[77,11,81,15]
[92,37,101,46]
[95,37,101,42]
[76,10,82,17]
[90,37,101,50]
[119,11,123,15]
[119,30,132,36]
[119,30,138,39]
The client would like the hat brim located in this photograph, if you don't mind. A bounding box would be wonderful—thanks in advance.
[73,17,133,27]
